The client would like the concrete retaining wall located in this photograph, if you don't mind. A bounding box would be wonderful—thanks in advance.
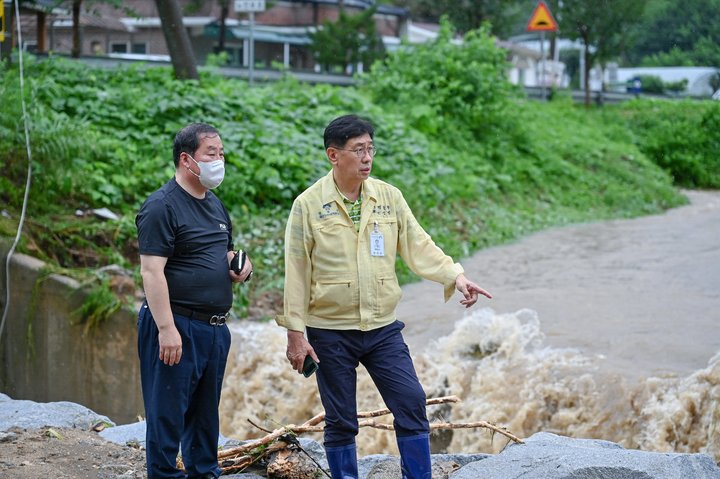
[0,241,143,424]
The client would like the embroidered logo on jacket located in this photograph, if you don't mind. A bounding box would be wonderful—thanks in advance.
[318,202,341,219]
[219,223,228,231]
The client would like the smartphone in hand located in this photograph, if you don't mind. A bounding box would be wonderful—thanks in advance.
[302,355,319,377]
[230,250,247,275]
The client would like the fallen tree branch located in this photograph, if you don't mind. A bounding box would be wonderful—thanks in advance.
[218,396,461,461]
[218,427,294,460]
[217,394,523,468]
[250,419,524,444]
[220,438,290,473]
[430,421,524,444]
[357,395,461,419]
[247,418,273,434]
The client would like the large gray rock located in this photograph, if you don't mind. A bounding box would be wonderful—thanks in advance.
[3,394,718,479]
[100,420,238,450]
[357,452,490,479]
[0,393,113,431]
[450,432,720,479]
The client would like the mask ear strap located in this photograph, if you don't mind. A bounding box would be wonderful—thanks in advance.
[184,153,201,178]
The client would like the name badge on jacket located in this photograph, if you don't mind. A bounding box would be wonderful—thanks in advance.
[370,221,384,256]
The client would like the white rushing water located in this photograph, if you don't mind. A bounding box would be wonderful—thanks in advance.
[219,190,720,461]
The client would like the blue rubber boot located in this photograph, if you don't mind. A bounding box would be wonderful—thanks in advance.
[397,434,432,479]
[324,443,358,479]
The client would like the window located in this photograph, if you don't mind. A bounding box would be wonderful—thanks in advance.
[22,41,38,53]
[226,46,243,67]
[110,43,128,54]
[131,43,147,54]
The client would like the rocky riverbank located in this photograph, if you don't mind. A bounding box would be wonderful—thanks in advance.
[1,394,718,479]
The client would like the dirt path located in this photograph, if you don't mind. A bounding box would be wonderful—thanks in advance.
[399,190,720,382]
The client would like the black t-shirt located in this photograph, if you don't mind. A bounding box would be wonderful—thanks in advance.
[136,178,234,313]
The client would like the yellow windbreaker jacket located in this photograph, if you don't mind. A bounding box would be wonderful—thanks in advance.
[275,171,464,332]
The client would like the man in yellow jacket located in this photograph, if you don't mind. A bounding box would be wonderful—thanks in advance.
[276,114,491,479]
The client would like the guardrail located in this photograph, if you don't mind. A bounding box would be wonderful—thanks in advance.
[522,86,708,104]
[77,55,356,86]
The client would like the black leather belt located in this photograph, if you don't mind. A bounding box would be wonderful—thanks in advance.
[170,304,229,326]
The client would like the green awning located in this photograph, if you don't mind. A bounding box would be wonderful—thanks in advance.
[204,24,312,45]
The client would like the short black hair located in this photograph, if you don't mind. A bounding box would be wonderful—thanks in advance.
[323,115,374,149]
[173,123,220,167]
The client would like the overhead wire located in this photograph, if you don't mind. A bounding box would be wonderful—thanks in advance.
[0,0,34,342]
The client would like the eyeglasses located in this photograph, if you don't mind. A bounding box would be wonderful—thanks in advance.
[334,145,378,158]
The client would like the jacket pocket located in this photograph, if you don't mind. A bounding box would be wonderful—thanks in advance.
[309,275,359,319]
[374,271,402,317]
[314,219,356,260]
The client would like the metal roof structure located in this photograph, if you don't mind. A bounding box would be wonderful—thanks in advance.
[284,0,408,17]
[204,23,314,45]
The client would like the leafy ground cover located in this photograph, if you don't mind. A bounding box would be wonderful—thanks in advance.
[1,26,713,323]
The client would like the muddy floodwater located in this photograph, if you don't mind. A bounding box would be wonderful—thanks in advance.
[399,189,720,382]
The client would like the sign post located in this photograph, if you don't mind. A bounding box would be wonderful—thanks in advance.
[526,1,559,101]
[234,0,266,86]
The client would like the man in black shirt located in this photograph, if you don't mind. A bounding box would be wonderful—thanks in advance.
[136,123,252,479]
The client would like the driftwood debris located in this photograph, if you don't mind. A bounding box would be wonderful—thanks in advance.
[217,395,524,476]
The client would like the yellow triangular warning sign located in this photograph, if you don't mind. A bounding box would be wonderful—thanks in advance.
[526,0,558,32]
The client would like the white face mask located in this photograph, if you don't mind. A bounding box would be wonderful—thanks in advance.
[187,154,225,189]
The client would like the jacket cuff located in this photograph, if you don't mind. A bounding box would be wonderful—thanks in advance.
[443,263,465,302]
[275,314,306,332]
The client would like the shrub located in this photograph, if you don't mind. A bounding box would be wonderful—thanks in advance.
[637,75,665,94]
[615,99,720,188]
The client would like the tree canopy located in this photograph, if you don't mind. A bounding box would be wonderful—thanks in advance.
[393,0,531,38]
[626,0,720,66]
[309,6,385,73]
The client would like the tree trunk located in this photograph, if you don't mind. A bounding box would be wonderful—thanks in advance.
[154,0,199,80]
[37,11,48,53]
[71,0,82,58]
[218,0,229,53]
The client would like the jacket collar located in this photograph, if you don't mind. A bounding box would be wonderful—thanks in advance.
[320,170,378,206]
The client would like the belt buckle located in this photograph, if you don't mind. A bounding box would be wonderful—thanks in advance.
[209,313,227,326]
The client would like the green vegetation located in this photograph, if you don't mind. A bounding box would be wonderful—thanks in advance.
[615,100,720,188]
[2,26,716,321]
[627,0,720,67]
[310,6,385,74]
[71,276,124,335]
[632,75,689,95]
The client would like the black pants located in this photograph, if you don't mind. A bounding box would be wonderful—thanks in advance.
[307,320,429,447]
[138,303,231,478]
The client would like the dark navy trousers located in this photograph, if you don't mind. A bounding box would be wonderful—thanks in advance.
[138,303,231,479]
[306,320,429,448]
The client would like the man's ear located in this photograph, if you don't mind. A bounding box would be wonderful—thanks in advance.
[180,151,193,168]
[326,147,339,166]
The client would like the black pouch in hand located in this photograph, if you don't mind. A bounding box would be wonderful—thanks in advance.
[230,250,247,275]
